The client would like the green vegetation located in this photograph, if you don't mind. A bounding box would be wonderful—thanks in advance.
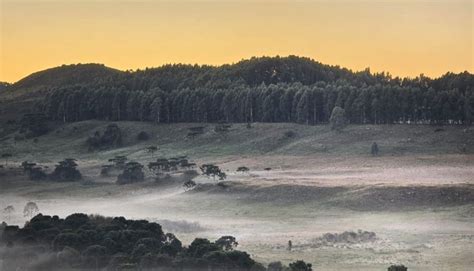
[388,265,408,271]
[49,158,82,182]
[86,123,122,150]
[1,56,472,126]
[0,213,315,270]
[117,161,145,184]
[200,164,226,181]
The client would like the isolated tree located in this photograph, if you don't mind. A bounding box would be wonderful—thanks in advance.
[200,164,226,181]
[3,205,15,220]
[50,158,82,182]
[237,166,250,173]
[329,106,347,131]
[23,202,39,218]
[1,153,12,166]
[371,142,379,156]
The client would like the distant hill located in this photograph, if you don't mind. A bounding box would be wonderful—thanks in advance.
[3,56,473,95]
[7,63,123,91]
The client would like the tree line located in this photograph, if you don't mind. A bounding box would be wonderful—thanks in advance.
[41,80,473,125]
[9,56,467,126]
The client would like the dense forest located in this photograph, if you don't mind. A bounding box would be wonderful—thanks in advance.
[7,56,474,125]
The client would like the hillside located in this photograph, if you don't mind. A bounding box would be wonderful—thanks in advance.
[2,121,472,163]
[1,121,473,271]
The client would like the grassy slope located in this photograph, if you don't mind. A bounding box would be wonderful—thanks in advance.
[1,120,473,163]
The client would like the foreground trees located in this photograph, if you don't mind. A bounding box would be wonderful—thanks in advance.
[0,214,277,270]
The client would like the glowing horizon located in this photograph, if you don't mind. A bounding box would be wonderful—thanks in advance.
[1,0,472,83]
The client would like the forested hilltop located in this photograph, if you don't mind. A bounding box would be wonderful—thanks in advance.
[3,56,473,125]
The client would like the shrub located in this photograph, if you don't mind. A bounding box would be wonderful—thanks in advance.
[388,264,408,271]
[86,124,122,150]
[200,164,226,181]
[137,131,150,141]
[284,130,296,138]
[237,166,250,173]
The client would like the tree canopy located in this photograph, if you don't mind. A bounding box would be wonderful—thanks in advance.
[6,56,467,126]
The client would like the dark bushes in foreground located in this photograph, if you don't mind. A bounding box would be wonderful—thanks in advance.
[0,214,264,270]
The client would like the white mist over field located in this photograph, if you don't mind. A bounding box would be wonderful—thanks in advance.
[2,154,473,270]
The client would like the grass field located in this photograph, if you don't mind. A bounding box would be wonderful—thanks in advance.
[1,121,473,270]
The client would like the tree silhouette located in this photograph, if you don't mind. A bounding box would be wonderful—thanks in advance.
[237,166,250,174]
[200,164,226,181]
[50,158,82,182]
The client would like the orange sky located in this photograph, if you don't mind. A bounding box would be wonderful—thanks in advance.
[1,0,472,82]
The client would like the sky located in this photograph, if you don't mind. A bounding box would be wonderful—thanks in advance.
[0,0,472,82]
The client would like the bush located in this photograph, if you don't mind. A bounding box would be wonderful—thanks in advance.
[86,124,122,150]
[137,131,150,141]
[388,264,408,271]
[284,130,296,138]
[237,166,250,173]
[200,164,226,181]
